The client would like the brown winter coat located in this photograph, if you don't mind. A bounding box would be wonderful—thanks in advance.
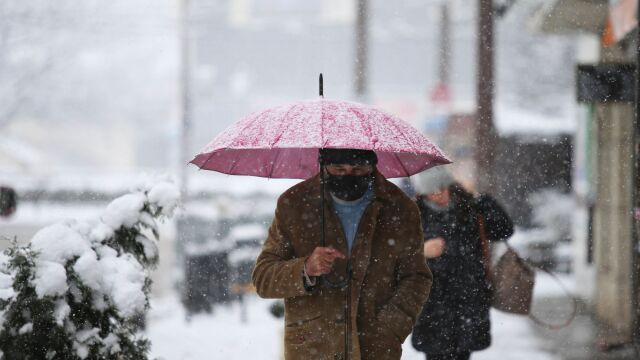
[252,171,432,360]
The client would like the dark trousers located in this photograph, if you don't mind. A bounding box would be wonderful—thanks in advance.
[426,351,471,360]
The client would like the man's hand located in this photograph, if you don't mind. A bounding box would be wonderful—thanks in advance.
[305,247,346,276]
[424,237,445,258]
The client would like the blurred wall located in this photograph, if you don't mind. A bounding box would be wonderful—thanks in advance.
[495,135,573,227]
[592,101,635,339]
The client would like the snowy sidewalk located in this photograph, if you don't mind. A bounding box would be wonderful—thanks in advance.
[528,292,639,360]
[146,293,557,360]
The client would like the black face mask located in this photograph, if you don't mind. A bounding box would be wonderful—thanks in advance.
[326,174,373,201]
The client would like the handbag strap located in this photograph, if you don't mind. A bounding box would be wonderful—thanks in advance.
[522,255,579,330]
[477,215,492,283]
[476,215,578,330]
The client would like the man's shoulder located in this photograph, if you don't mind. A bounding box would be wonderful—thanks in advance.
[378,178,419,213]
[379,178,413,202]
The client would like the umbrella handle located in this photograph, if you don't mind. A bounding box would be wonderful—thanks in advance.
[319,73,323,98]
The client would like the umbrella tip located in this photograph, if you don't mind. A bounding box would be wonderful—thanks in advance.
[319,73,323,98]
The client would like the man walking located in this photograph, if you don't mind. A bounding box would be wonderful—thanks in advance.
[253,148,432,360]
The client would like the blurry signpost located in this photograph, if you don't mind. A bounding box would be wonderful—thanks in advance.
[576,64,635,103]
[424,3,452,150]
[354,0,368,102]
[475,0,497,193]
[179,0,192,200]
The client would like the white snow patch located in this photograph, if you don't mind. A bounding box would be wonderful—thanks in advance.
[91,292,108,312]
[139,212,158,233]
[76,327,100,343]
[102,333,121,354]
[54,299,71,326]
[0,252,11,269]
[0,273,15,300]
[73,341,89,359]
[146,293,559,360]
[95,245,118,259]
[136,235,158,261]
[533,271,576,298]
[495,103,576,137]
[18,323,33,334]
[228,223,266,243]
[184,240,232,256]
[148,182,180,215]
[0,253,13,301]
[75,248,147,317]
[31,224,91,264]
[102,193,146,229]
[73,251,101,291]
[228,247,261,266]
[34,261,68,298]
[100,254,146,317]
[89,221,114,244]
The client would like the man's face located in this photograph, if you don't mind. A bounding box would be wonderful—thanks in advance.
[324,163,374,201]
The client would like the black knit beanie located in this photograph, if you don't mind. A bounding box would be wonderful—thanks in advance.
[319,148,378,166]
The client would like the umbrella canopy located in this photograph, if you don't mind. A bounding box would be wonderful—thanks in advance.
[190,98,450,179]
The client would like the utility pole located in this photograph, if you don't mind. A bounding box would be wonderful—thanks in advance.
[633,0,640,346]
[475,0,498,192]
[438,2,450,91]
[429,2,451,110]
[355,0,368,102]
[179,0,192,200]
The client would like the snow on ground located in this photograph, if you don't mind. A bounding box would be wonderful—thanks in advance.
[147,295,282,360]
[532,270,576,299]
[146,291,559,360]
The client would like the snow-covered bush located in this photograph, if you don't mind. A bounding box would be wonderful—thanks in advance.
[0,180,179,360]
[528,189,574,242]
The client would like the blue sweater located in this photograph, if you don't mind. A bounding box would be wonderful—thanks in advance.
[331,188,373,253]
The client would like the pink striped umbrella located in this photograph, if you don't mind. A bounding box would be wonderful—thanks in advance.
[190,98,450,179]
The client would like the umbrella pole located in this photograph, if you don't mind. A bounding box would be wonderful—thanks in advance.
[318,73,325,247]
[320,158,326,248]
[319,155,328,289]
[319,75,325,247]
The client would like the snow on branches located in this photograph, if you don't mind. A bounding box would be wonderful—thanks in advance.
[0,180,179,360]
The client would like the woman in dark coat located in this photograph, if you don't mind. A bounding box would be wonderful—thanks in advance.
[411,167,514,360]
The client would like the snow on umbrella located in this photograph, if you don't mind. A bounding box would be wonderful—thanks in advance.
[190,98,450,178]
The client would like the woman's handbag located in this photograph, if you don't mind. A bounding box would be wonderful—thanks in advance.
[478,216,534,315]
[491,244,536,314]
[478,216,577,329]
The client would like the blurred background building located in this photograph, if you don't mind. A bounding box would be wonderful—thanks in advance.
[532,0,640,352]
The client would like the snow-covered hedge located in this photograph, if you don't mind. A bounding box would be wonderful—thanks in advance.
[0,180,179,360]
